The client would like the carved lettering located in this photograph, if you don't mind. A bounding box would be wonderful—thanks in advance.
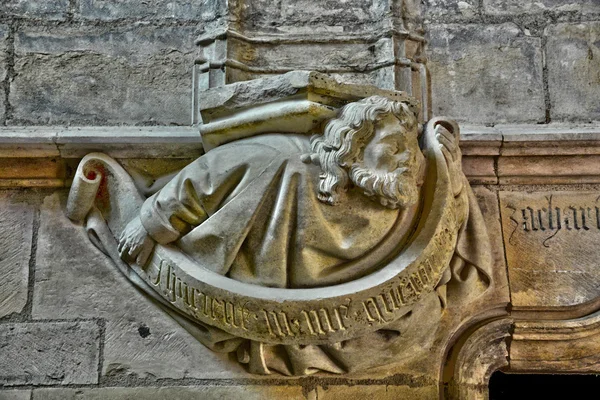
[518,199,600,236]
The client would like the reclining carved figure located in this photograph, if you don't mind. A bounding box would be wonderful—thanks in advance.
[67,95,492,376]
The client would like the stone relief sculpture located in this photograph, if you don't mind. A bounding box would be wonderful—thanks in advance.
[66,72,492,376]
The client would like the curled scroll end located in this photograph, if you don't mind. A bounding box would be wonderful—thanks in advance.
[66,158,103,222]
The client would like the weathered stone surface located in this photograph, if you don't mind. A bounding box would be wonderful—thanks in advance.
[425,0,477,21]
[79,0,223,21]
[484,0,600,15]
[462,156,497,184]
[500,191,600,310]
[0,390,31,400]
[0,25,8,123]
[511,311,600,372]
[428,23,545,124]
[228,37,394,72]
[32,192,248,379]
[232,0,390,34]
[315,385,437,399]
[0,321,100,386]
[0,25,8,84]
[0,0,69,19]
[0,200,34,318]
[498,155,600,185]
[32,386,304,400]
[446,319,511,399]
[546,23,600,123]
[10,25,197,125]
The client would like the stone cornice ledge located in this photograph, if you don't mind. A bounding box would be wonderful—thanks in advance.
[0,123,599,187]
[0,126,203,159]
[459,123,600,185]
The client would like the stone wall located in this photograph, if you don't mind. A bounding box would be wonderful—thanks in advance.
[425,0,600,124]
[1,1,600,400]
[0,1,598,126]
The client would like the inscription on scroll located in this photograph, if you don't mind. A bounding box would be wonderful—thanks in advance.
[135,214,455,345]
[499,192,600,309]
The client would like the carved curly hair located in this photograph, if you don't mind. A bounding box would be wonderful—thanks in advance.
[310,95,418,205]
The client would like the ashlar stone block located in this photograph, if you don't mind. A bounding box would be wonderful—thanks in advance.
[0,390,31,400]
[546,22,600,122]
[484,0,600,15]
[0,0,69,20]
[233,0,390,34]
[428,23,545,124]
[0,200,34,318]
[10,25,197,125]
[500,191,600,310]
[424,0,478,22]
[79,0,224,21]
[0,321,100,386]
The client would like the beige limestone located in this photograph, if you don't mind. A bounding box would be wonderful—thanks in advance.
[315,384,437,399]
[500,191,600,311]
[65,76,495,377]
[511,311,600,373]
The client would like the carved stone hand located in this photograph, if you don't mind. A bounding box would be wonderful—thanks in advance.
[118,216,156,267]
[430,118,464,197]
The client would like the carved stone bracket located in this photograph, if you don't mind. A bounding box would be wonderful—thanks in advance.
[65,71,494,376]
[511,311,600,373]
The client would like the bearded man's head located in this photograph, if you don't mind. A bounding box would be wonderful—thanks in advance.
[310,95,424,209]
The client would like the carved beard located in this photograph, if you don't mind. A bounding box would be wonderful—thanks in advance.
[349,164,419,210]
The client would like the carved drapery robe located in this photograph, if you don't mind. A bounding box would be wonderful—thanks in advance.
[140,133,414,289]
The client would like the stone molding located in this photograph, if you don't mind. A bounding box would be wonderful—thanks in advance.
[511,312,600,373]
[0,123,599,188]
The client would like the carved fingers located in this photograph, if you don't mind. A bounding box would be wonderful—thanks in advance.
[436,125,459,163]
[118,216,156,267]
[427,118,464,197]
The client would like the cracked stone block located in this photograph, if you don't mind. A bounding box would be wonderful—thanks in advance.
[0,199,34,318]
[10,25,198,125]
[425,0,478,22]
[32,192,249,380]
[32,386,305,400]
[428,23,545,124]
[546,22,600,122]
[0,0,69,19]
[0,321,100,386]
[78,0,224,21]
[483,0,600,15]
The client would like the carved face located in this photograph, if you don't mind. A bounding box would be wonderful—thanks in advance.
[350,114,423,209]
[362,114,415,174]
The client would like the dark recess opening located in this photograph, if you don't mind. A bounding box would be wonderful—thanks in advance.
[490,371,600,400]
